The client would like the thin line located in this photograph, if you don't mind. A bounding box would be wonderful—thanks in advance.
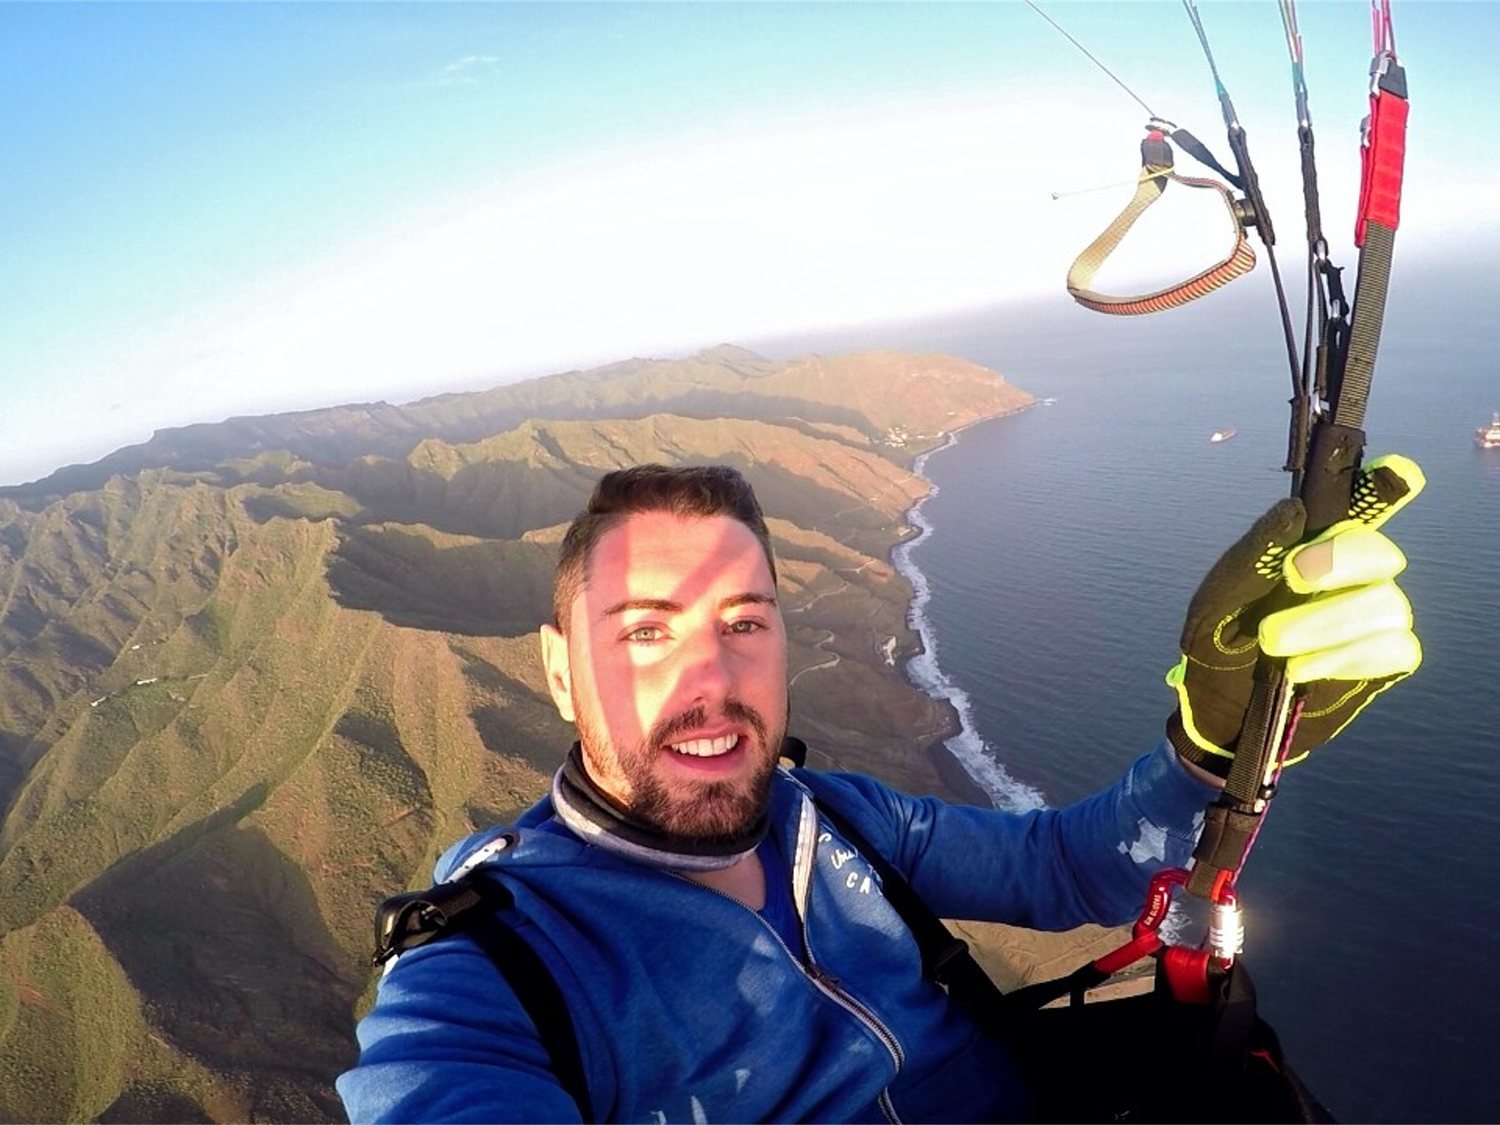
[1183,0,1229,100]
[1025,0,1157,120]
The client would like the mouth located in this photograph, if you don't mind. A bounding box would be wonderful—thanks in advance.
[667,732,741,759]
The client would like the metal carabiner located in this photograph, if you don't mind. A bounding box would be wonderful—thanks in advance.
[1208,889,1245,967]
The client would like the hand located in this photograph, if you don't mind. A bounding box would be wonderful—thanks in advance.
[1166,455,1425,778]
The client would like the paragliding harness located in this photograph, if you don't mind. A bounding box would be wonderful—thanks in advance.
[370,737,1330,1124]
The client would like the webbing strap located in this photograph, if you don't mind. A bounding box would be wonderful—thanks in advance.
[1066,164,1255,316]
[1355,69,1408,246]
[373,874,595,1122]
[1341,57,1407,430]
[1168,126,1244,191]
[813,793,1171,1027]
[1338,222,1394,431]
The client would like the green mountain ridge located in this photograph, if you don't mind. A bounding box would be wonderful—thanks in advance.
[2,347,1011,504]
[0,347,1032,1121]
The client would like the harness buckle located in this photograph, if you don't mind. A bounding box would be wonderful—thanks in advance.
[371,876,494,965]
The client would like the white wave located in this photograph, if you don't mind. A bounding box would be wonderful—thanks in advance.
[894,432,1048,813]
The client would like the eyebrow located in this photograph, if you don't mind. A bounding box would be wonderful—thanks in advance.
[601,592,778,618]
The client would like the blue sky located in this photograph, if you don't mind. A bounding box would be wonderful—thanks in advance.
[2,1,1496,485]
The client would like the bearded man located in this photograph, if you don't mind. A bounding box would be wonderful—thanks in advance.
[338,460,1421,1123]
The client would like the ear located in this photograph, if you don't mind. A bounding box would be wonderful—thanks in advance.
[539,623,576,723]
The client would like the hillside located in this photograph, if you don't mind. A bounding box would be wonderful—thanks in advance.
[0,347,1033,1120]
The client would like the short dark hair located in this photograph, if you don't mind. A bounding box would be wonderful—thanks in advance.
[552,464,777,630]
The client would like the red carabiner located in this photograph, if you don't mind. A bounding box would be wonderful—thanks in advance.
[1135,866,1190,936]
[1092,867,1191,975]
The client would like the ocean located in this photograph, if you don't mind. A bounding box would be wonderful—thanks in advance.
[758,274,1499,1122]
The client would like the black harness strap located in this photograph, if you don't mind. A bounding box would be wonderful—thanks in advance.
[782,735,1013,1015]
[374,873,595,1122]
[465,877,595,1125]
[808,793,1331,1123]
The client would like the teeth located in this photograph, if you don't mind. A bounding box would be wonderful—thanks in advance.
[670,734,740,757]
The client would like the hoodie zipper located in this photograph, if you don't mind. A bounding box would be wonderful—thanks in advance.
[789,791,906,1123]
[673,875,904,1060]
[789,796,904,1045]
[670,793,907,1122]
[800,953,906,1124]
[792,810,906,1125]
[798,938,906,1072]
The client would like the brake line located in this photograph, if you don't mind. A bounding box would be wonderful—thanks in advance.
[1180,0,1305,431]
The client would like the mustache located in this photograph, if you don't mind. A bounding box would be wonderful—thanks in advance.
[649,699,768,749]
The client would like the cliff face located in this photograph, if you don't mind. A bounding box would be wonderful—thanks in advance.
[0,347,1032,1121]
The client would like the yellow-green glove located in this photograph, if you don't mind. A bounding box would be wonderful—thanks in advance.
[1167,454,1425,777]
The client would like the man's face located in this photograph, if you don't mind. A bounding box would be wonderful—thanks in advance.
[540,512,788,840]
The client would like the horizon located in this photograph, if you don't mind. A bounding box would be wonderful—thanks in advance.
[4,1,1497,486]
[8,248,1497,491]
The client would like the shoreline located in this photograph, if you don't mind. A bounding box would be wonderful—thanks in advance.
[893,403,1049,813]
[923,732,993,807]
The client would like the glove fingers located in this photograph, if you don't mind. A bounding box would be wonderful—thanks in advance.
[1285,630,1421,684]
[1263,582,1412,660]
[1285,526,1407,594]
[1181,498,1306,653]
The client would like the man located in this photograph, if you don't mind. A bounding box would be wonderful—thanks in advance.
[338,460,1422,1123]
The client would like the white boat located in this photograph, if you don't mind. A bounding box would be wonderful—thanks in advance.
[1210,428,1238,444]
[1477,413,1500,449]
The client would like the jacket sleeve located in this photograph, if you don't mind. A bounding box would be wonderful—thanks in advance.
[336,931,584,1124]
[802,739,1215,929]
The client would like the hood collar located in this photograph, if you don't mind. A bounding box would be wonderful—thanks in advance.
[549,743,770,873]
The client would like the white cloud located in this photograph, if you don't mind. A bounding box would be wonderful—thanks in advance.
[434,54,501,86]
[152,99,1220,403]
[78,91,1477,441]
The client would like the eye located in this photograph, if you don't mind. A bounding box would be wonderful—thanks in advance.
[624,624,666,644]
[725,618,766,636]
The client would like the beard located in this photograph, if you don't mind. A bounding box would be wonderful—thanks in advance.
[577,696,785,842]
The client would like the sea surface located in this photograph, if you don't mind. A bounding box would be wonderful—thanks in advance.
[758,279,1500,1122]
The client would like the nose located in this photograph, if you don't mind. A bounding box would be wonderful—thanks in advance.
[674,626,735,705]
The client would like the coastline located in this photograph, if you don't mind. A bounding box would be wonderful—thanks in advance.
[894,405,1049,813]
[899,404,1139,995]
[923,731,993,807]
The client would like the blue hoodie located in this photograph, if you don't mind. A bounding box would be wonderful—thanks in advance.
[337,741,1213,1123]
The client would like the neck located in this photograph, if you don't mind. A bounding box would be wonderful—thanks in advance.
[683,850,766,910]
